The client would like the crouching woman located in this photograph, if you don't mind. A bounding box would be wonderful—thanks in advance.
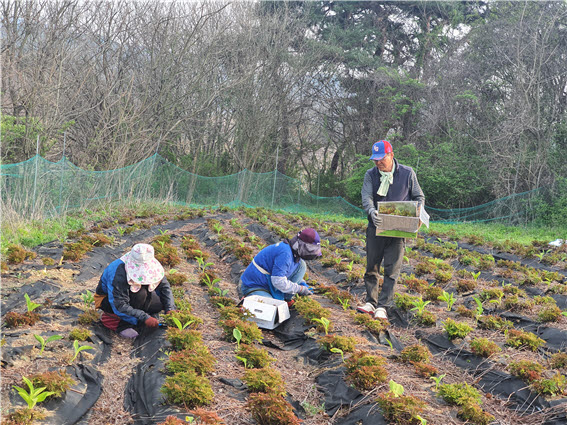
[95,243,176,338]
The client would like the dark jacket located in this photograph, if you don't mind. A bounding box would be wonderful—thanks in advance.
[95,259,175,325]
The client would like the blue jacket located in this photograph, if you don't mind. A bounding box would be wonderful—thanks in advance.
[95,259,175,325]
[240,242,300,300]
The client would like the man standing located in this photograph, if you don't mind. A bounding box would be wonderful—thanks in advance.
[357,140,425,320]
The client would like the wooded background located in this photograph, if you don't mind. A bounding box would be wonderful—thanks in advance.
[2,1,566,223]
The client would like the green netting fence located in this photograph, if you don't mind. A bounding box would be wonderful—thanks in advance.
[0,154,545,223]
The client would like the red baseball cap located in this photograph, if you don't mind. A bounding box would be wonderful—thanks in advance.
[369,140,393,161]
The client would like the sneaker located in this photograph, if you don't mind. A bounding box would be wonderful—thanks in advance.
[119,328,139,339]
[357,302,376,315]
[374,307,388,320]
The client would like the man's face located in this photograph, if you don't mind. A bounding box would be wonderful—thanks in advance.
[373,152,394,172]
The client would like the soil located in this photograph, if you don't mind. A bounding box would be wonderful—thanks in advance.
[1,208,566,425]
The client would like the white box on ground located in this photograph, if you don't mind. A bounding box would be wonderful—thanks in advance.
[242,295,291,330]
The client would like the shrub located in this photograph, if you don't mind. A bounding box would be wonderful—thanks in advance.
[402,275,428,293]
[188,408,225,425]
[456,305,476,319]
[210,296,236,308]
[294,296,331,323]
[532,373,567,396]
[353,312,389,333]
[469,338,501,358]
[29,370,76,398]
[243,367,286,395]
[166,328,203,351]
[163,311,202,329]
[411,361,438,378]
[78,309,99,325]
[434,269,453,283]
[477,315,513,331]
[6,244,36,264]
[505,329,545,351]
[344,351,387,390]
[236,344,275,369]
[394,293,419,311]
[538,305,563,323]
[247,392,301,425]
[318,335,356,352]
[400,345,431,363]
[69,328,91,341]
[376,392,426,425]
[438,382,482,406]
[167,272,188,286]
[414,310,437,326]
[508,360,543,383]
[480,289,504,302]
[219,319,263,344]
[161,371,214,407]
[166,346,216,375]
[550,353,567,370]
[504,295,534,312]
[423,286,443,302]
[4,408,45,425]
[415,261,436,276]
[457,403,495,425]
[4,311,40,328]
[443,319,473,340]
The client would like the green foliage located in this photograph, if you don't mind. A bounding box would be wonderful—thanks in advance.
[70,340,94,362]
[166,328,203,351]
[377,390,426,425]
[247,391,301,425]
[161,370,214,407]
[508,360,543,383]
[236,344,275,369]
[469,338,501,358]
[438,382,482,406]
[457,403,495,425]
[243,367,286,395]
[318,335,356,353]
[400,345,431,364]
[443,318,472,340]
[34,334,63,355]
[29,370,75,398]
[505,329,546,351]
[165,346,216,376]
[13,376,55,409]
[344,350,387,390]
[69,328,91,341]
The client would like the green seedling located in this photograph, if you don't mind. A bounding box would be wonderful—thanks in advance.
[81,290,94,308]
[562,312,567,317]
[404,255,410,264]
[116,226,126,236]
[346,260,354,272]
[169,269,178,274]
[333,257,342,266]
[430,374,446,392]
[212,287,229,297]
[330,347,345,362]
[171,317,195,330]
[13,376,55,409]
[488,291,504,306]
[157,240,166,249]
[236,356,248,368]
[535,250,549,261]
[158,229,169,236]
[196,257,214,273]
[385,338,394,351]
[313,317,331,335]
[438,291,456,311]
[34,334,63,355]
[70,340,94,363]
[213,223,223,234]
[471,271,481,282]
[24,293,41,313]
[338,298,350,311]
[233,328,243,349]
[185,416,196,424]
[473,296,484,318]
[410,298,431,315]
[389,380,404,397]
[202,274,221,289]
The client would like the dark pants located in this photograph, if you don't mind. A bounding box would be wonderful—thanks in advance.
[100,287,163,331]
[364,226,405,308]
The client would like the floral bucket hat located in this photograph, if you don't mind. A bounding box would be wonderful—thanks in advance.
[120,244,164,292]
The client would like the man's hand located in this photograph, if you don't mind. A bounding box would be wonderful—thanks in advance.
[371,209,382,227]
[297,285,313,296]
[145,316,159,328]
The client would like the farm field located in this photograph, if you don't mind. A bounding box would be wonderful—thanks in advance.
[1,206,566,425]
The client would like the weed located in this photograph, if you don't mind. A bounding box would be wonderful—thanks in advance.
[443,319,472,340]
[400,345,432,363]
[6,244,36,264]
[243,367,286,395]
[247,391,301,425]
[300,401,325,416]
[236,344,275,369]
[29,370,76,398]
[318,335,356,352]
[165,346,216,375]
[344,350,387,390]
[162,370,214,407]
[505,329,545,351]
[4,311,40,328]
[438,382,481,406]
[69,328,91,341]
[469,338,501,357]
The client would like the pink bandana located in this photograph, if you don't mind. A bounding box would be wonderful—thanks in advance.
[120,244,164,292]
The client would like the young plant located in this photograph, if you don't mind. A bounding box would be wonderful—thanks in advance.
[471,271,481,282]
[34,334,63,356]
[430,374,446,392]
[13,377,55,409]
[443,319,473,340]
[171,317,195,330]
[195,257,214,273]
[313,317,331,335]
[438,291,456,311]
[25,293,41,313]
[330,347,345,362]
[81,290,94,308]
[70,339,94,363]
[337,297,350,310]
[233,328,243,349]
[410,298,431,315]
[472,296,484,318]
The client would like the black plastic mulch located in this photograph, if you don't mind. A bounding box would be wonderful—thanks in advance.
[500,313,567,353]
[124,326,190,424]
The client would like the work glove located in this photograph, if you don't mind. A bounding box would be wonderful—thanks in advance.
[297,285,313,296]
[370,209,382,227]
[145,316,159,328]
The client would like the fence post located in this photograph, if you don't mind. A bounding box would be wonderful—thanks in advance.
[271,146,279,209]
[58,132,66,213]
[32,134,40,216]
